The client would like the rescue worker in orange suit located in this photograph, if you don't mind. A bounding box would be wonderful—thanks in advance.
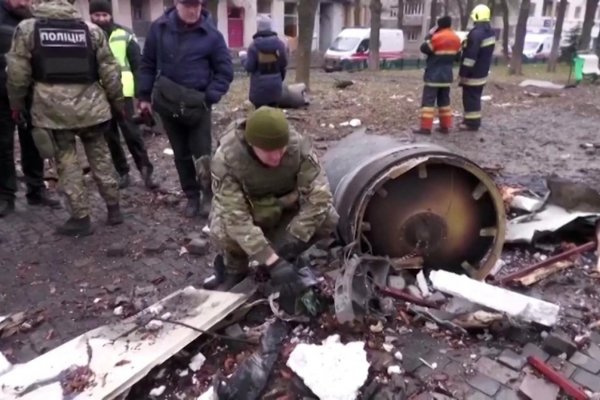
[458,4,496,131]
[413,16,462,135]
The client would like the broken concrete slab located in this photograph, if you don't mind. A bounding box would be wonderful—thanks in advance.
[542,331,577,357]
[429,270,560,327]
[0,281,254,400]
[496,388,520,400]
[585,343,600,361]
[519,79,565,90]
[519,373,560,400]
[286,334,369,400]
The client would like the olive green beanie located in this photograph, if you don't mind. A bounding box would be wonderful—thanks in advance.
[244,106,289,150]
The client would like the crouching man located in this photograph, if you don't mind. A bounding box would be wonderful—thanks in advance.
[202,106,339,295]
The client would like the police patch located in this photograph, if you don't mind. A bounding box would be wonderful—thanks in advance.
[39,28,87,48]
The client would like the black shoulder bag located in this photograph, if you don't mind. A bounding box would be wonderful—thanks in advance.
[151,24,208,125]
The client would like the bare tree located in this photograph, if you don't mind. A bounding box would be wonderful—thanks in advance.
[579,0,599,50]
[354,0,362,26]
[429,0,438,28]
[547,0,568,72]
[444,0,450,14]
[397,0,404,29]
[500,0,510,58]
[456,0,474,30]
[369,0,382,71]
[295,0,319,88]
[508,0,530,74]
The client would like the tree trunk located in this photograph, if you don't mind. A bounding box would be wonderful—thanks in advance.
[295,0,319,89]
[579,0,598,50]
[369,0,382,71]
[488,0,496,18]
[397,0,404,29]
[501,0,509,58]
[508,0,530,75]
[354,0,362,26]
[444,0,450,15]
[547,0,567,72]
[429,0,438,28]
[457,0,474,30]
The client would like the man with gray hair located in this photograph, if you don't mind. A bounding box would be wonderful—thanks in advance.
[243,14,288,108]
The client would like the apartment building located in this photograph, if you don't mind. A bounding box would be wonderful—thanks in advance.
[75,0,365,51]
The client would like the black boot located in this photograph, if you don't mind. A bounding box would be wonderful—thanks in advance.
[118,173,130,189]
[56,216,93,236]
[202,255,247,291]
[0,199,15,217]
[27,189,61,209]
[107,204,124,225]
[184,197,200,218]
[141,167,158,190]
[199,190,212,218]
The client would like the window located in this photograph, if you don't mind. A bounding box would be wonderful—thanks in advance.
[330,37,361,51]
[574,6,582,18]
[542,0,553,17]
[406,26,420,41]
[284,2,298,37]
[404,0,424,16]
[257,0,271,15]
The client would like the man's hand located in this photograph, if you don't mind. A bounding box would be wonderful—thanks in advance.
[268,258,308,296]
[272,233,307,261]
[138,100,152,115]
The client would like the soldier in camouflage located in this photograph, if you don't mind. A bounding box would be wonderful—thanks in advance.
[6,0,125,236]
[202,106,339,294]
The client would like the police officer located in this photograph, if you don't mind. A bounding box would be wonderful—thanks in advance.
[6,0,125,236]
[413,16,462,135]
[89,0,157,190]
[203,106,339,293]
[0,0,60,217]
[458,4,496,132]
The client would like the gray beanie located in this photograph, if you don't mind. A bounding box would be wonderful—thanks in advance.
[257,14,272,32]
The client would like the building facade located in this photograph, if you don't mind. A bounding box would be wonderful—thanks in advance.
[75,0,365,51]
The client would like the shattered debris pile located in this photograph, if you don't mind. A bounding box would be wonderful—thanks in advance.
[5,136,600,400]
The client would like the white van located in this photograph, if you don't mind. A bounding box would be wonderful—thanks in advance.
[522,33,554,60]
[323,28,404,71]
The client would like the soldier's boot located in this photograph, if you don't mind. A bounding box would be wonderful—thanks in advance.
[199,191,212,218]
[0,199,15,218]
[27,189,61,209]
[118,173,130,189]
[202,255,247,291]
[184,197,200,218]
[56,216,93,236]
[141,167,158,190]
[106,204,124,225]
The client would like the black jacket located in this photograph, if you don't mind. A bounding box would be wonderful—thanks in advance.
[0,0,28,95]
[459,22,496,85]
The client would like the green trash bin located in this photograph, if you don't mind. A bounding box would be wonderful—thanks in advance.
[573,55,584,82]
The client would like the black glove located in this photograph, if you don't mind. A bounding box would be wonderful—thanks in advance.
[268,258,309,296]
[272,233,307,261]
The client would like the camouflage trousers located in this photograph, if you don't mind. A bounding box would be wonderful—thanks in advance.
[52,122,119,219]
[210,208,339,274]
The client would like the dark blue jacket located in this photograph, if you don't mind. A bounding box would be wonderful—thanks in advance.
[244,30,288,107]
[420,27,462,86]
[137,7,233,105]
[459,22,496,86]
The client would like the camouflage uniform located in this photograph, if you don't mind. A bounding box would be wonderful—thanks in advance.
[6,0,124,224]
[210,119,339,274]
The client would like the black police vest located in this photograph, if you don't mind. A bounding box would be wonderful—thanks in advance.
[257,50,279,75]
[31,18,98,84]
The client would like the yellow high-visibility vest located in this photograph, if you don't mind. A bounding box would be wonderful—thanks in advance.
[109,28,135,97]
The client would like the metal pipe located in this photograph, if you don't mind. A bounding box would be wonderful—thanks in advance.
[323,130,506,280]
[497,241,595,285]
